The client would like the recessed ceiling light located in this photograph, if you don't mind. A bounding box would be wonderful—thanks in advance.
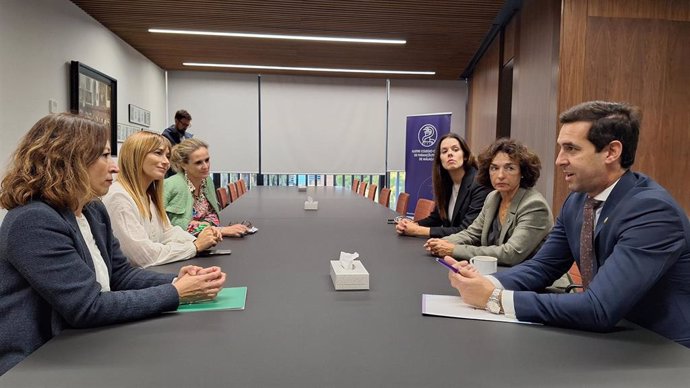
[183,63,435,76]
[149,28,406,45]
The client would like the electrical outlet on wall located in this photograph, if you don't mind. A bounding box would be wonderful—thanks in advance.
[49,99,58,113]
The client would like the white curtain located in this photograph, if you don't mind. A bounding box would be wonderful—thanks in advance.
[260,75,387,174]
[167,71,260,172]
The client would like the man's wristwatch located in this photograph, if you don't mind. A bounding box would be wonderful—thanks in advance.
[486,288,504,314]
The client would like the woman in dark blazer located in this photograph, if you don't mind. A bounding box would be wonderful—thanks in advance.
[0,113,226,375]
[396,133,491,238]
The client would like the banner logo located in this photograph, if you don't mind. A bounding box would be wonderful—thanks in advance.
[418,124,438,148]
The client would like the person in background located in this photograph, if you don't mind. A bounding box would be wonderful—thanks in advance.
[443,101,690,347]
[0,113,226,375]
[396,133,491,238]
[164,138,248,237]
[425,138,553,266]
[162,109,193,146]
[102,131,222,268]
[162,109,193,178]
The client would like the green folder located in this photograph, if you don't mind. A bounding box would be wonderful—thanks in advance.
[176,287,247,313]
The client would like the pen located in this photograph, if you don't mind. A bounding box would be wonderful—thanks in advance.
[435,257,460,273]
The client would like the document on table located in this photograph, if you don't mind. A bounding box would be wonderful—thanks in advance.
[175,287,247,313]
[422,294,539,325]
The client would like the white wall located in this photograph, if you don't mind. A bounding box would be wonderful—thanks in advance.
[0,0,167,221]
[168,71,260,173]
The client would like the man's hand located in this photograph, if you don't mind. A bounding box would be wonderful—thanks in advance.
[444,256,494,308]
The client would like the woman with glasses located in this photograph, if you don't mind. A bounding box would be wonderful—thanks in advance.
[102,131,222,268]
[395,133,491,238]
[424,138,553,266]
[0,114,226,375]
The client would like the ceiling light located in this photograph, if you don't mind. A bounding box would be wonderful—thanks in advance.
[149,28,406,45]
[183,63,435,76]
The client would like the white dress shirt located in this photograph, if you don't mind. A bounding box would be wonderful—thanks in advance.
[447,183,461,222]
[489,179,621,319]
[103,181,197,268]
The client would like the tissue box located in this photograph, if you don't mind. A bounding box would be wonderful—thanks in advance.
[304,200,318,210]
[330,260,369,290]
[298,186,308,192]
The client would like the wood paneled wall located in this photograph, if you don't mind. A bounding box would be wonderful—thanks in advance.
[466,35,500,155]
[555,0,690,214]
[509,0,561,203]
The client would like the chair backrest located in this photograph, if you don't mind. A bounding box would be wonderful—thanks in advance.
[565,262,584,293]
[352,178,360,192]
[237,179,247,195]
[413,198,436,221]
[378,188,391,207]
[396,192,410,215]
[216,187,229,209]
[367,184,377,201]
[228,182,239,202]
[357,181,368,196]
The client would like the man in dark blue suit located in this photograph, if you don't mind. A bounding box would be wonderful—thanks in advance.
[444,101,690,347]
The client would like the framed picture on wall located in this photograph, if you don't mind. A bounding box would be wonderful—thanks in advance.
[128,104,150,127]
[70,61,118,155]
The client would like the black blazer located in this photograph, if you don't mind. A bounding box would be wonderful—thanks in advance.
[417,167,491,238]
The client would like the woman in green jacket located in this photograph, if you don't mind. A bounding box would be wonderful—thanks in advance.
[164,138,248,237]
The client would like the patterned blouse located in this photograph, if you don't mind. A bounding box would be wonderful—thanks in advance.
[185,173,220,235]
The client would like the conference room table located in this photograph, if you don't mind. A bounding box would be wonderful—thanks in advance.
[3,186,690,387]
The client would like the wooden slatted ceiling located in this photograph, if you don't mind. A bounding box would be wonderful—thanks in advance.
[69,0,506,80]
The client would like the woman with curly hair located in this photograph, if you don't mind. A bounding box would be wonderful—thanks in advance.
[0,113,226,375]
[424,138,554,266]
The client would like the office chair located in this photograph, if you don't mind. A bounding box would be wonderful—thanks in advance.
[237,179,247,196]
[228,182,239,202]
[396,192,410,215]
[216,187,229,209]
[358,182,368,196]
[413,198,435,221]
[367,184,377,201]
[378,188,391,207]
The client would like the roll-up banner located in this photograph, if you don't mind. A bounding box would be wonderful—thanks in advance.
[403,113,452,216]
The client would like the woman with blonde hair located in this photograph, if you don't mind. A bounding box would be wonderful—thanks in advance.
[0,113,226,375]
[164,138,248,237]
[102,131,222,268]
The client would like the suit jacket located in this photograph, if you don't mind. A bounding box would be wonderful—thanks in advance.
[0,200,179,375]
[494,171,690,347]
[417,168,492,237]
[443,187,554,266]
[164,173,220,230]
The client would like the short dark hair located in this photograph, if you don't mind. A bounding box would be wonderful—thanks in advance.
[174,109,192,121]
[559,101,640,168]
[476,138,541,189]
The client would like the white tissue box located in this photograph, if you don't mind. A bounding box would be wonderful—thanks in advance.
[298,186,307,192]
[330,260,369,290]
[304,200,318,210]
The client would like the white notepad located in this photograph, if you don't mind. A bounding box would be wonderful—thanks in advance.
[422,294,539,325]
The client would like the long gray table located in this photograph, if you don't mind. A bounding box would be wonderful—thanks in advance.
[3,187,690,387]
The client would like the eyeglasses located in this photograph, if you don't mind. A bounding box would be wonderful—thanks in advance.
[176,119,192,129]
[489,165,519,175]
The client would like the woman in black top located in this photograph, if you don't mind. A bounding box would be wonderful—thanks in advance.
[396,133,491,238]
